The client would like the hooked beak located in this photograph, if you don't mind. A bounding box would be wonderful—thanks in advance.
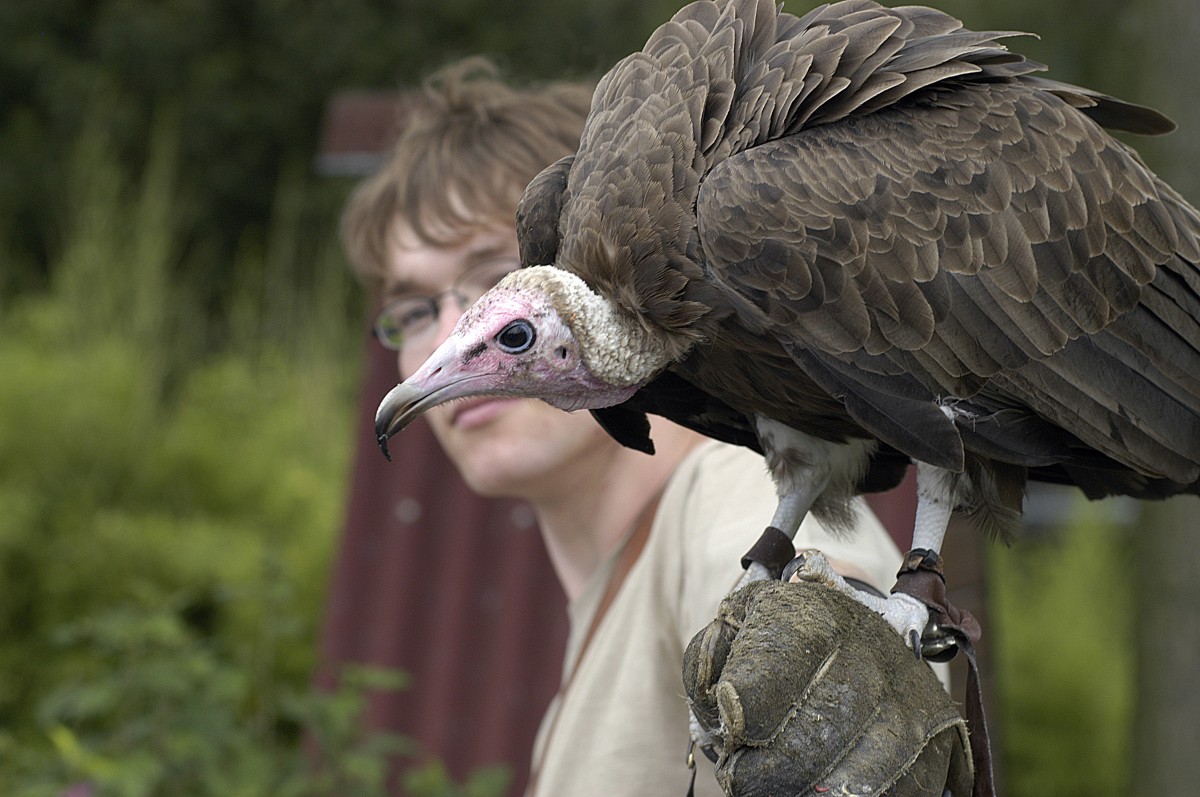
[373,339,492,460]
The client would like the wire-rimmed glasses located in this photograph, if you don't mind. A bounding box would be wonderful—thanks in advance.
[372,256,521,352]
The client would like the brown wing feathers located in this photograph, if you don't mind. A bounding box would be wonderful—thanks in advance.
[697,63,1200,476]
[524,0,1200,503]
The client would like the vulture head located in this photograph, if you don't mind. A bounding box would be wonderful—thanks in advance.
[374,265,672,459]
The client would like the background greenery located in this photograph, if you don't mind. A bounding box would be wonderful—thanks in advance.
[0,0,1195,794]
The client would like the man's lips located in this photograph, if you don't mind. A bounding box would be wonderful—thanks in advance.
[451,396,521,429]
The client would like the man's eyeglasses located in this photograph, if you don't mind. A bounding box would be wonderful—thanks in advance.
[373,257,521,352]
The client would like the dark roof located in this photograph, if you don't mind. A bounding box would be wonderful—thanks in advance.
[315,91,415,176]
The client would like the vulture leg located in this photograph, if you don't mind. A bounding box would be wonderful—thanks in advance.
[881,460,961,649]
[732,421,937,634]
[803,461,960,652]
[889,460,983,659]
[737,484,823,585]
[740,421,959,653]
[735,417,868,586]
[911,461,957,555]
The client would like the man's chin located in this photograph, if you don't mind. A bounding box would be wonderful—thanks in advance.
[430,402,529,468]
[452,451,541,498]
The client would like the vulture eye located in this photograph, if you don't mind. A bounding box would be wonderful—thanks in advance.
[496,319,536,354]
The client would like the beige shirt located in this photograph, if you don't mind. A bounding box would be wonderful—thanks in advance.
[526,441,903,797]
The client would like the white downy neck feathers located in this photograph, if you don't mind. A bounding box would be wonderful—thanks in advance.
[498,266,672,387]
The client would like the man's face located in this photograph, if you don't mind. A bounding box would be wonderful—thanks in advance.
[382,222,612,499]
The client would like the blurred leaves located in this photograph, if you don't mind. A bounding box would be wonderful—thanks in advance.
[0,594,423,797]
[0,0,686,302]
[989,498,1137,796]
[0,106,496,785]
[0,77,357,757]
[403,761,512,797]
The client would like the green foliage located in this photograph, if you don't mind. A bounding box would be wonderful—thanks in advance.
[0,56,508,797]
[0,109,356,725]
[402,761,512,797]
[0,0,685,302]
[0,597,413,797]
[989,497,1136,797]
[0,592,505,797]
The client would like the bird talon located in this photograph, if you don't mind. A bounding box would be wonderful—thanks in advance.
[780,554,805,583]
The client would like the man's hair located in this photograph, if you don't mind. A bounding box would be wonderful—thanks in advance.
[341,57,595,286]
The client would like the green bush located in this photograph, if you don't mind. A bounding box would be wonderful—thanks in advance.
[0,115,354,729]
[0,595,412,797]
[989,498,1136,796]
[0,587,509,797]
[0,0,688,302]
[0,57,514,797]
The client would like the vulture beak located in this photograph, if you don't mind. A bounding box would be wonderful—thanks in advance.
[373,338,492,461]
[373,381,433,461]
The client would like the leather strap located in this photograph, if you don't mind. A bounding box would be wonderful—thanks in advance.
[740,526,797,580]
[960,639,995,797]
[526,492,662,795]
[585,497,658,652]
[893,548,995,797]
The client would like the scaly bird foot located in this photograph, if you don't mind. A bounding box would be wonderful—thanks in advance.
[784,550,930,656]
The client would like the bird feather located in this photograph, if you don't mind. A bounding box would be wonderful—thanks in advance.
[513,0,1200,536]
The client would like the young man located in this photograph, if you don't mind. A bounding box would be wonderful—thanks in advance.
[340,58,904,797]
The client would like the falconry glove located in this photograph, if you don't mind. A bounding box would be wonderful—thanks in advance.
[683,579,973,797]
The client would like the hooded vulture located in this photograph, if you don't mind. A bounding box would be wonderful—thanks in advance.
[375,0,1200,646]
